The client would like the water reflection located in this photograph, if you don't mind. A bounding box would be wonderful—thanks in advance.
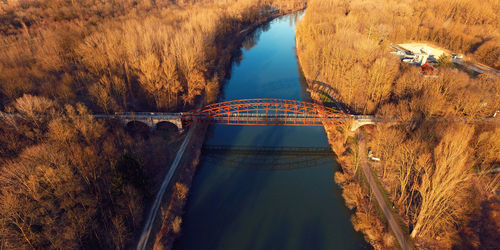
[239,10,303,58]
[242,22,270,51]
[202,145,335,171]
[274,9,304,27]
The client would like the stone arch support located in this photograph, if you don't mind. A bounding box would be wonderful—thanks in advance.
[351,120,376,131]
[121,118,183,131]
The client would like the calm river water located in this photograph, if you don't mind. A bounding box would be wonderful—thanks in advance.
[174,13,367,250]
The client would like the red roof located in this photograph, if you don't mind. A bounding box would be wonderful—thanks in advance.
[421,63,436,75]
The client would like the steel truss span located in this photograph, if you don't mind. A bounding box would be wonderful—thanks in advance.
[181,98,348,126]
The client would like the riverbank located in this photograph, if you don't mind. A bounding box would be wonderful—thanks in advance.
[320,103,397,249]
[142,6,307,249]
[151,123,208,249]
[299,48,397,248]
[295,1,500,247]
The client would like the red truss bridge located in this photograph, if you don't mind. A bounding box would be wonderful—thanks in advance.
[88,99,383,131]
[181,98,348,127]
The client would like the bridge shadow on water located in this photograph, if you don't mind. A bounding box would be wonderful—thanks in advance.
[201,144,335,171]
[175,124,368,250]
[176,125,288,249]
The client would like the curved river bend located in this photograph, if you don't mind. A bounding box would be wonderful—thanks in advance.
[174,13,367,250]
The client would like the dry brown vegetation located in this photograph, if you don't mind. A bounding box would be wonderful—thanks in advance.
[0,94,167,249]
[0,0,305,112]
[322,121,395,249]
[0,0,306,248]
[367,122,500,248]
[297,0,500,115]
[298,0,500,248]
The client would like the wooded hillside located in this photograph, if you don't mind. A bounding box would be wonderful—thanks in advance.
[297,0,500,248]
[0,0,307,248]
[0,0,306,112]
[297,0,500,116]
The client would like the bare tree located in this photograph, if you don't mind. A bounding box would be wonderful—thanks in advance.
[411,125,474,239]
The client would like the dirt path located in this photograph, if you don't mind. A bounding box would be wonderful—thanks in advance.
[358,132,411,250]
[136,127,195,250]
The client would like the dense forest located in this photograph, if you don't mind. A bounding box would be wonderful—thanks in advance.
[297,0,500,115]
[0,95,167,249]
[297,0,499,249]
[0,0,304,111]
[0,0,306,248]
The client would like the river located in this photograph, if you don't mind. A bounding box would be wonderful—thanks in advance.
[174,12,367,250]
